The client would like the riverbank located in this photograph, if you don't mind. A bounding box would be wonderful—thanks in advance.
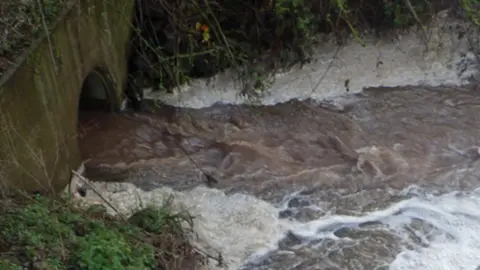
[2,0,475,92]
[128,0,478,97]
[0,0,479,269]
[0,174,210,269]
[0,196,202,269]
[0,159,215,269]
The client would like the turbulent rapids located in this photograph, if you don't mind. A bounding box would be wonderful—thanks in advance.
[75,11,480,270]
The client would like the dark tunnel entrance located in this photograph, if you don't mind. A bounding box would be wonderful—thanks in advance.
[78,68,116,113]
[77,68,118,160]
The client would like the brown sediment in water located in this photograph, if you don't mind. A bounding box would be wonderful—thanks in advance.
[79,85,480,201]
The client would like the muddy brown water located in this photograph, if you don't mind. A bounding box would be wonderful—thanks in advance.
[78,85,480,269]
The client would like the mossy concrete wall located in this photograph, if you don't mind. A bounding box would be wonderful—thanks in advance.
[0,0,134,193]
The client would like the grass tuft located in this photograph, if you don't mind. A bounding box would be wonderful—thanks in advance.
[0,194,203,269]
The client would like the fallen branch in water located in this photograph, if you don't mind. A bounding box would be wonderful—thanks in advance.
[71,169,128,221]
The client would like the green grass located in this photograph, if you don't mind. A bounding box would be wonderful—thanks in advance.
[0,195,201,269]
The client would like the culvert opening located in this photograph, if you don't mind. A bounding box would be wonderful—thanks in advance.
[78,68,115,114]
[77,68,116,158]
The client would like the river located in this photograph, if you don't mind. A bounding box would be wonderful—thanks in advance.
[76,11,480,270]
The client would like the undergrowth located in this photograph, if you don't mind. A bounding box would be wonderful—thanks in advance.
[0,0,67,77]
[0,195,203,269]
[127,0,476,98]
[0,0,478,268]
[1,0,478,94]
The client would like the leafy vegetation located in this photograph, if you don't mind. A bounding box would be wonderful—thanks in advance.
[0,0,478,268]
[0,195,204,269]
[1,0,478,91]
[128,0,476,97]
[0,0,67,77]
[461,0,480,26]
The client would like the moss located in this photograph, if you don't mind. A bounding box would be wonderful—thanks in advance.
[0,0,68,77]
[0,195,202,269]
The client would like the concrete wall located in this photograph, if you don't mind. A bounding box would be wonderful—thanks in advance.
[0,0,134,193]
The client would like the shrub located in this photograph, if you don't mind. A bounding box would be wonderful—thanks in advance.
[0,195,199,269]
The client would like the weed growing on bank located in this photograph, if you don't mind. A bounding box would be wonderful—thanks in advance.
[0,0,67,77]
[127,0,470,97]
[461,0,480,26]
[0,194,204,269]
[1,0,478,93]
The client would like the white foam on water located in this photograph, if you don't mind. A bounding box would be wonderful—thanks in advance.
[145,11,479,108]
[75,10,480,270]
[71,167,480,269]
[388,189,480,270]
[70,177,292,270]
[171,186,293,269]
[283,187,480,270]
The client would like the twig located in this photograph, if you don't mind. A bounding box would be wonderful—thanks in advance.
[71,170,128,221]
[36,0,58,72]
[404,0,429,50]
[189,240,225,267]
[200,0,236,63]
[123,114,219,187]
